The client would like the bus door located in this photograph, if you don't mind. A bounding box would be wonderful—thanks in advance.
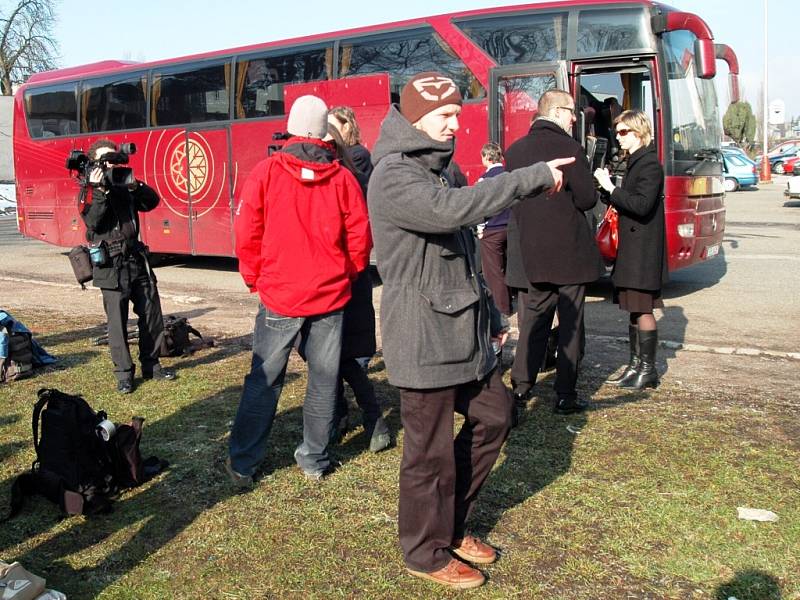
[572,61,657,159]
[182,126,234,256]
[488,63,567,150]
[572,60,657,227]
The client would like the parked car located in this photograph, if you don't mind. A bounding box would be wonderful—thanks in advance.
[722,151,758,191]
[771,151,799,174]
[785,171,800,199]
[755,140,800,164]
[782,155,800,175]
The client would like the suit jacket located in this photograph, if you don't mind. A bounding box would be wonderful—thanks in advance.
[608,145,669,291]
[505,120,603,285]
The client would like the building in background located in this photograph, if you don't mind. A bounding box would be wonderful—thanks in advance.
[0,96,13,182]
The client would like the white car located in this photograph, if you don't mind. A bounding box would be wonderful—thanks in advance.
[786,173,800,199]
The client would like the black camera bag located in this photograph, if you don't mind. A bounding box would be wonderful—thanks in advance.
[158,315,203,357]
[68,245,93,288]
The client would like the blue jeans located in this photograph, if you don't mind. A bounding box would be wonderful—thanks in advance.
[229,304,343,477]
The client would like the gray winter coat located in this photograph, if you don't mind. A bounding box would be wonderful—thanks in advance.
[368,106,556,389]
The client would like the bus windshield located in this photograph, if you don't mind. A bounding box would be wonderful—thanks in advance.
[662,29,722,170]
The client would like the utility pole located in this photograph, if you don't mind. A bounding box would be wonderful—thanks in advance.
[760,0,771,183]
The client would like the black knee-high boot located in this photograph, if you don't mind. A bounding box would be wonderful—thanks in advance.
[621,329,659,389]
[606,324,639,386]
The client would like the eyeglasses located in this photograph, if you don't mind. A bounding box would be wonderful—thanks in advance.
[557,106,576,114]
[616,128,633,137]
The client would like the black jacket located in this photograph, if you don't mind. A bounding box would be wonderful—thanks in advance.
[79,182,159,289]
[505,120,603,285]
[341,143,377,361]
[342,269,376,360]
[608,145,668,291]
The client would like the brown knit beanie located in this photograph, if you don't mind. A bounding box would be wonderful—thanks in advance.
[399,72,463,125]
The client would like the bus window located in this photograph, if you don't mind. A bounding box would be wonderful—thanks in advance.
[151,61,231,127]
[24,83,77,138]
[80,73,147,133]
[338,28,484,102]
[455,12,568,64]
[235,46,331,119]
[576,8,652,55]
[662,30,722,166]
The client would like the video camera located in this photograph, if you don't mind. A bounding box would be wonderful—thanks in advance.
[66,142,137,189]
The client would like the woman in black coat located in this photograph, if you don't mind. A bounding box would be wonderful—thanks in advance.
[326,114,390,452]
[594,110,668,389]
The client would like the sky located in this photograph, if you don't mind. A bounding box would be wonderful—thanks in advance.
[46,0,798,119]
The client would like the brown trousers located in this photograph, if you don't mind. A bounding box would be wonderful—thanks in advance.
[397,368,512,572]
[479,228,512,315]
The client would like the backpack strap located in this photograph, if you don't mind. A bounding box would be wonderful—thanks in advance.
[31,388,52,462]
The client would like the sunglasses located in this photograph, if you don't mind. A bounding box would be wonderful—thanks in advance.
[616,128,633,137]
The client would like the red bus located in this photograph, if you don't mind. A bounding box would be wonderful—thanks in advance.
[13,0,738,269]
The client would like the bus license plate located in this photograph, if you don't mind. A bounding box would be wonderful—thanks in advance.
[706,243,720,258]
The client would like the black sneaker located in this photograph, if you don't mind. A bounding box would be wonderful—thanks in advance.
[117,380,134,394]
[554,396,589,415]
[143,366,176,381]
[512,386,534,403]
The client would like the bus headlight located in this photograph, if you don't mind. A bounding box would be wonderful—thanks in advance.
[677,223,695,238]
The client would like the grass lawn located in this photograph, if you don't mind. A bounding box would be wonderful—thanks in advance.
[1,309,797,599]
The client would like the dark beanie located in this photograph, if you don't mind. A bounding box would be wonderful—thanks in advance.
[400,72,463,125]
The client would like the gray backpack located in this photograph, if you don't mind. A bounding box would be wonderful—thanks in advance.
[0,325,34,383]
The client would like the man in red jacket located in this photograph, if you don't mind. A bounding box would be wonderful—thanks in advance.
[226,95,372,485]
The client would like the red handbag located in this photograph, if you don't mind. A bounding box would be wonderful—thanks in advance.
[595,205,619,261]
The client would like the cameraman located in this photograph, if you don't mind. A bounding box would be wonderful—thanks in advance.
[79,138,175,393]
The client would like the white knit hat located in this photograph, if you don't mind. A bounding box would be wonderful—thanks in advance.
[287,95,328,139]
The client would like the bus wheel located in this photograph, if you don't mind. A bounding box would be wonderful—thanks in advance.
[723,178,739,193]
[774,161,785,174]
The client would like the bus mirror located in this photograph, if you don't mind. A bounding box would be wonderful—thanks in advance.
[694,38,716,79]
[715,43,741,103]
[728,73,740,104]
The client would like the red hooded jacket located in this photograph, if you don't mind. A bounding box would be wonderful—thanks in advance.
[234,138,372,317]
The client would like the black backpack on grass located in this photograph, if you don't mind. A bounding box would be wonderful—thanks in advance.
[4,389,164,519]
[158,315,203,357]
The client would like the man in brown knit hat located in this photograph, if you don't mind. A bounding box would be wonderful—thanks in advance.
[368,72,574,589]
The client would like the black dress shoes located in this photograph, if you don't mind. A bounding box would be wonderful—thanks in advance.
[117,380,133,394]
[554,396,589,415]
[143,366,177,381]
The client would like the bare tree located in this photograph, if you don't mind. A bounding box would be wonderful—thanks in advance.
[0,0,59,95]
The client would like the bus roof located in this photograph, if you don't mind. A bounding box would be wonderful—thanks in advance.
[24,0,663,88]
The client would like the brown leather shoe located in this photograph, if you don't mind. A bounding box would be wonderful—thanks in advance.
[451,535,498,564]
[406,558,485,589]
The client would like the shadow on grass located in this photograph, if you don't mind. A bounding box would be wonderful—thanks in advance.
[0,414,20,427]
[167,333,252,374]
[715,569,782,600]
[0,384,306,598]
[0,440,26,463]
[33,322,106,347]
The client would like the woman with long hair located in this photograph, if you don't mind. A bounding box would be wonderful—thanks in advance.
[594,110,668,389]
[328,105,373,185]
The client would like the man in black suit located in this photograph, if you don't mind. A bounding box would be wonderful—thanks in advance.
[505,89,604,414]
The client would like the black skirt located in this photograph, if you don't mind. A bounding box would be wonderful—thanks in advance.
[613,287,664,313]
